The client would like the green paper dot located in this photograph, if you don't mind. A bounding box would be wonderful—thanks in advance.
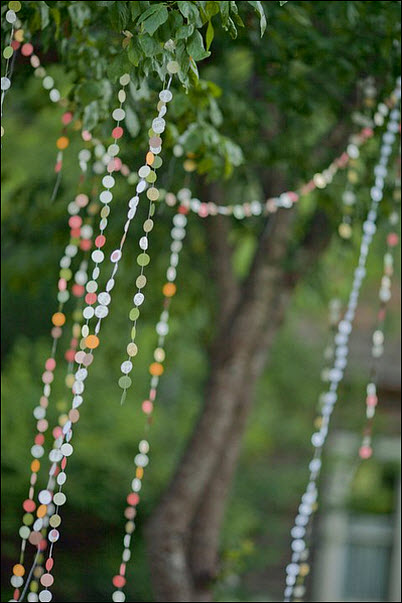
[60,268,72,280]
[3,46,14,59]
[119,376,132,389]
[153,156,163,169]
[137,253,150,267]
[129,307,140,321]
[143,219,154,233]
[23,513,34,526]
[146,171,157,183]
[131,326,136,340]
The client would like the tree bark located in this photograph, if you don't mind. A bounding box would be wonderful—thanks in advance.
[146,203,332,601]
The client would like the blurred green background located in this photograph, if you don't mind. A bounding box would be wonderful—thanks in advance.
[1,2,401,602]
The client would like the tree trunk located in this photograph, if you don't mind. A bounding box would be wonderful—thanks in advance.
[146,202,332,601]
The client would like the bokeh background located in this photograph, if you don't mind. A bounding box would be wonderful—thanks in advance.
[1,2,401,602]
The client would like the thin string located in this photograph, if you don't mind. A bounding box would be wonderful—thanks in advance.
[111,206,188,601]
[283,77,401,603]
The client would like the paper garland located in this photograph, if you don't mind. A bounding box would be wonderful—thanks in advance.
[358,161,400,461]
[1,1,22,140]
[283,79,401,603]
[111,208,188,602]
[32,77,175,603]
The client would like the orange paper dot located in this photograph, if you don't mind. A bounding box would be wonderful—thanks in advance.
[136,467,144,479]
[37,504,47,518]
[56,136,69,150]
[85,335,100,349]
[146,151,155,165]
[31,460,40,473]
[163,283,176,298]
[52,312,66,327]
[13,564,25,577]
[149,362,164,377]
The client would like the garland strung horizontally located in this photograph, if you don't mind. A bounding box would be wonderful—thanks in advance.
[288,155,401,602]
[3,14,401,602]
[283,78,401,603]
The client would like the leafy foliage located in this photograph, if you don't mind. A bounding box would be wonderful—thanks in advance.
[1,1,401,601]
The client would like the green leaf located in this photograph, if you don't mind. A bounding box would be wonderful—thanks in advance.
[209,97,222,126]
[138,3,169,35]
[230,1,244,27]
[279,1,288,5]
[219,1,230,26]
[109,1,130,30]
[39,1,49,29]
[178,2,202,27]
[247,1,267,36]
[176,24,195,40]
[130,1,150,20]
[96,1,116,6]
[82,100,99,131]
[68,2,91,28]
[187,30,211,61]
[124,105,140,137]
[206,19,214,51]
[50,8,61,38]
[127,40,142,66]
[138,34,163,56]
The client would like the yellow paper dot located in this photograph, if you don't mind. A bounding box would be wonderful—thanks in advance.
[183,159,197,172]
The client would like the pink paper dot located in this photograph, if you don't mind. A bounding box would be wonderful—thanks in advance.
[39,538,48,552]
[387,233,399,247]
[142,400,153,414]
[58,278,67,292]
[82,130,92,141]
[95,235,106,248]
[359,445,373,460]
[21,43,34,57]
[45,559,54,572]
[80,239,92,251]
[73,284,85,297]
[65,349,75,363]
[69,216,82,229]
[112,126,124,139]
[53,427,63,439]
[23,499,36,513]
[62,112,73,125]
[85,292,97,305]
[45,358,56,371]
[198,204,209,218]
[127,492,140,506]
[113,575,126,588]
